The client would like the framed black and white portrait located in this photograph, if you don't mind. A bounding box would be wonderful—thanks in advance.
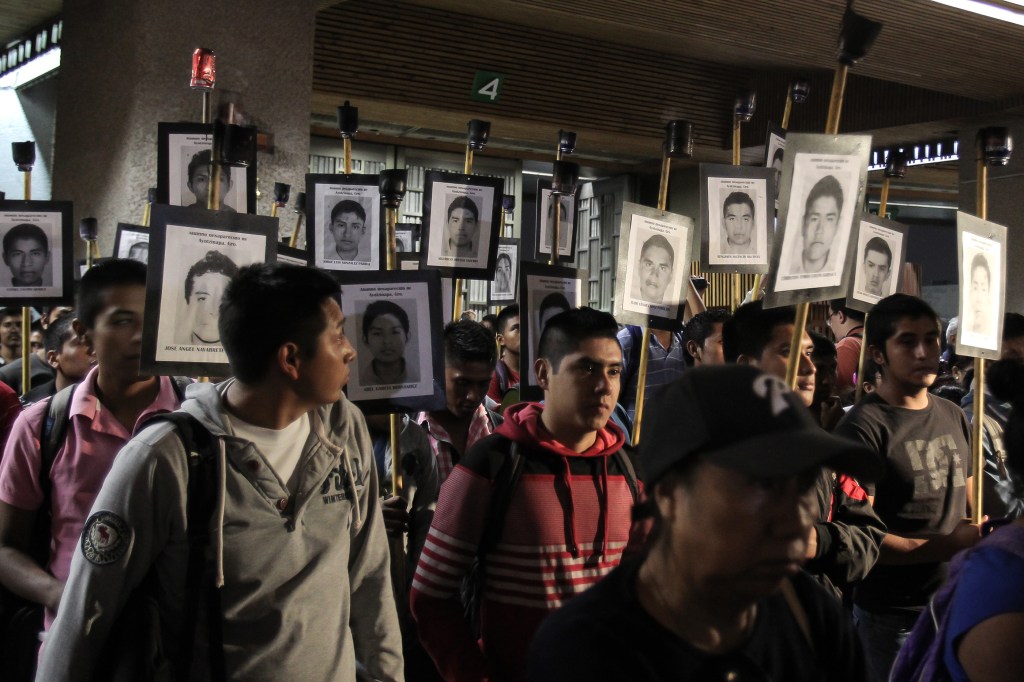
[306,173,382,272]
[535,178,577,262]
[845,214,907,313]
[398,254,454,324]
[764,133,871,308]
[335,269,445,415]
[614,202,692,328]
[518,262,585,401]
[395,223,419,254]
[142,205,277,376]
[489,238,519,304]
[276,245,309,266]
[956,211,1007,359]
[699,164,774,274]
[113,223,150,264]
[421,171,502,278]
[764,123,786,174]
[0,200,74,306]
[157,122,256,214]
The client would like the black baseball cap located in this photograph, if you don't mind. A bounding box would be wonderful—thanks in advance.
[639,365,882,486]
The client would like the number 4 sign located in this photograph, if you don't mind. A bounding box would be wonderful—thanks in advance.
[471,71,504,103]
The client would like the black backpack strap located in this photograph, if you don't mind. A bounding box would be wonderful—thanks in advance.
[29,383,78,564]
[144,412,225,682]
[479,442,524,558]
[612,449,639,503]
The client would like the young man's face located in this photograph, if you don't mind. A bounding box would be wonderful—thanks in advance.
[4,237,50,285]
[723,201,754,247]
[50,331,95,383]
[656,460,816,606]
[188,165,232,206]
[365,313,408,362]
[689,322,725,367]
[638,245,673,302]
[863,249,892,296]
[446,208,478,249]
[497,258,511,280]
[873,315,940,394]
[970,265,990,314]
[0,314,21,349]
[297,299,356,401]
[744,324,816,407]
[84,284,147,381]
[801,195,840,266]
[444,360,493,419]
[188,272,231,344]
[498,315,521,355]
[330,211,366,258]
[537,337,621,436]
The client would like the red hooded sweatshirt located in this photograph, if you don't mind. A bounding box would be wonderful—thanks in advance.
[410,403,640,682]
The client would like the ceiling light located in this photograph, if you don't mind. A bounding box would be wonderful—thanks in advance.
[930,0,1024,27]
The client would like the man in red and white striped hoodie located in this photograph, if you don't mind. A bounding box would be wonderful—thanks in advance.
[410,307,643,682]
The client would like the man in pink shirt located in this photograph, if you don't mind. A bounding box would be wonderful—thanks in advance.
[0,259,184,634]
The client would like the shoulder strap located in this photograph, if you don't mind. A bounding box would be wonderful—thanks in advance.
[494,359,510,396]
[780,578,814,655]
[38,383,78,510]
[612,449,639,503]
[170,376,192,403]
[478,441,525,558]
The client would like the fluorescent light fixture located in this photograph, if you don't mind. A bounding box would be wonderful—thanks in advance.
[0,47,61,89]
[930,0,1024,27]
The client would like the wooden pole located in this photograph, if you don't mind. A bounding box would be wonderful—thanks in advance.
[20,168,31,397]
[453,145,475,320]
[343,138,353,175]
[971,153,987,524]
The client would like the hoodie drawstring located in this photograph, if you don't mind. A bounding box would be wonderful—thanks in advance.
[599,456,609,558]
[215,438,227,588]
[561,457,579,558]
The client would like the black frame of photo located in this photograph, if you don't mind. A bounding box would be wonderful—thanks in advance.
[698,164,775,275]
[488,237,520,305]
[112,222,150,261]
[0,199,75,307]
[534,177,578,264]
[420,170,504,279]
[843,213,908,314]
[156,122,258,214]
[305,172,384,272]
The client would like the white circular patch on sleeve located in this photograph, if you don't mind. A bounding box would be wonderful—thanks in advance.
[81,511,132,565]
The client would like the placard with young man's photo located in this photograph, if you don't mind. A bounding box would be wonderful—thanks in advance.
[0,200,74,306]
[956,211,1007,359]
[699,164,774,274]
[113,223,150,264]
[142,205,277,376]
[421,171,503,278]
[535,177,577,263]
[306,173,382,272]
[844,214,907,313]
[489,238,519,304]
[614,202,692,329]
[334,269,445,414]
[156,122,257,214]
[764,133,871,308]
[518,262,585,401]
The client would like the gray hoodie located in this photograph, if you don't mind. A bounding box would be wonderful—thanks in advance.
[37,381,404,681]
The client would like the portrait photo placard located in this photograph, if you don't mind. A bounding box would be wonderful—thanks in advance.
[113,223,150,264]
[489,238,519,304]
[535,178,577,262]
[421,171,503,278]
[143,205,277,376]
[306,173,382,272]
[157,122,256,214]
[518,262,585,401]
[334,269,445,415]
[764,123,786,172]
[844,214,908,314]
[956,212,1007,359]
[764,133,871,308]
[395,223,419,254]
[699,164,774,274]
[0,200,74,307]
[614,202,692,329]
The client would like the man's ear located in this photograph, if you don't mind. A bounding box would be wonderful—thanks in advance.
[535,357,551,390]
[276,342,302,381]
[685,339,701,361]
[46,349,59,370]
[71,318,93,354]
[869,344,886,367]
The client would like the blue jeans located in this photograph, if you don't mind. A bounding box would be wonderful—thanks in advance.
[853,605,919,682]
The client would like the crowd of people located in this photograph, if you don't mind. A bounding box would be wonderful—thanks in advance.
[0,259,1021,681]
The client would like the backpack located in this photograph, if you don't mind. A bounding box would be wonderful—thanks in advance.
[889,524,1024,682]
[461,440,640,634]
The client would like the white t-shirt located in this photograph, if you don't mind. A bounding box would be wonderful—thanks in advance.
[227,412,311,492]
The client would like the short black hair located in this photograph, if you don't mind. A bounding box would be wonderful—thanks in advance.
[496,252,512,268]
[722,300,797,363]
[447,196,479,222]
[219,263,339,383]
[330,199,366,224]
[362,300,410,341]
[809,330,837,360]
[44,310,76,354]
[185,251,239,303]
[76,258,147,330]
[970,253,991,283]
[496,303,519,334]
[538,306,618,372]
[640,234,675,264]
[863,236,892,265]
[443,320,496,366]
[865,294,940,359]
[481,313,498,330]
[3,223,48,253]
[722,191,755,218]
[828,299,865,323]
[1004,312,1024,341]
[539,292,571,320]
[803,174,844,216]
[683,307,731,366]
[187,149,212,183]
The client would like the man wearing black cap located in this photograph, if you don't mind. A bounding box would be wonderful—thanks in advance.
[528,365,879,681]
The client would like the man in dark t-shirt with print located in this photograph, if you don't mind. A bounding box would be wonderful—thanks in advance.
[834,294,983,682]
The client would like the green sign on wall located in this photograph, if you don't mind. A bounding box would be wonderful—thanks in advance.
[471,71,504,103]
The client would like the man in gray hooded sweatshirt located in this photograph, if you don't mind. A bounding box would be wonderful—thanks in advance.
[38,263,403,681]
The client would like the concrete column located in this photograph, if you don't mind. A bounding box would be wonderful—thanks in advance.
[958,116,1024,315]
[53,0,316,256]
